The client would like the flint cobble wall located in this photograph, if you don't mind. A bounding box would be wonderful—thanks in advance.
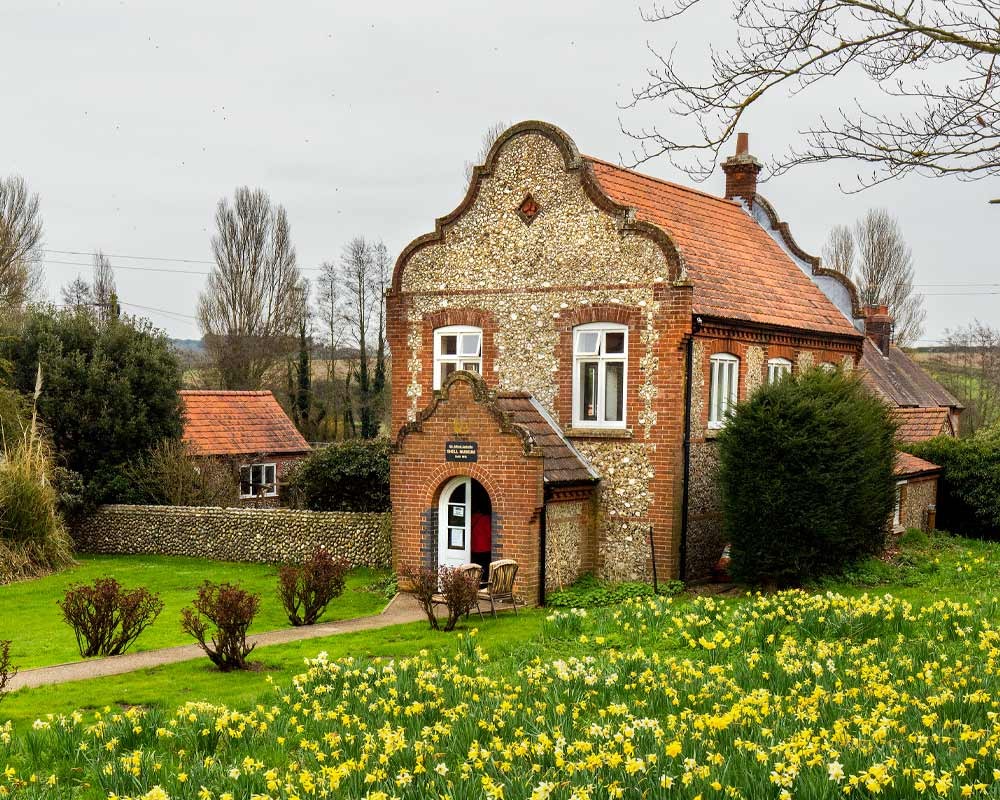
[72,505,392,567]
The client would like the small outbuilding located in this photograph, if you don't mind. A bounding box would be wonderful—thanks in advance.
[179,390,310,504]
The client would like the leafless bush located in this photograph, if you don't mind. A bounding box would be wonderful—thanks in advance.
[0,640,17,702]
[181,581,261,671]
[123,438,237,507]
[403,565,479,632]
[277,548,349,626]
[59,578,164,657]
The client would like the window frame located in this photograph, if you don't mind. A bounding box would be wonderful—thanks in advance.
[767,357,793,385]
[433,325,483,389]
[571,322,629,429]
[819,361,838,373]
[708,353,740,429]
[239,462,277,499]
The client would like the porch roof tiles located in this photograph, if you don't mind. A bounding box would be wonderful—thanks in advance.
[494,392,599,485]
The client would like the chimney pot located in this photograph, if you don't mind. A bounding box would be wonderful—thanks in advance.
[722,133,763,203]
[864,304,894,355]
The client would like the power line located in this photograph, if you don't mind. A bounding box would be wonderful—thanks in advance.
[41,259,210,276]
[42,248,327,272]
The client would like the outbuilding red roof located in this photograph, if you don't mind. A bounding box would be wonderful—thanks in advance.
[894,451,941,478]
[180,390,310,457]
[586,157,862,339]
[894,407,953,443]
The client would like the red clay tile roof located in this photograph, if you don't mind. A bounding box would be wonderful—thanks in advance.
[180,390,310,457]
[860,339,962,409]
[494,392,598,485]
[894,407,953,443]
[895,450,941,478]
[586,157,862,338]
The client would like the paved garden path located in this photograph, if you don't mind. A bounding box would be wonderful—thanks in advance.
[9,593,425,691]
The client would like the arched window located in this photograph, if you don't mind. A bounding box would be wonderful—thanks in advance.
[572,322,628,428]
[767,357,792,384]
[819,361,838,373]
[433,326,482,389]
[709,353,739,428]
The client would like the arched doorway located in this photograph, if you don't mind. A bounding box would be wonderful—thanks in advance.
[438,476,492,572]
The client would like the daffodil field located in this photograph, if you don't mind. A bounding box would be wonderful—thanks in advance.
[2,588,1000,800]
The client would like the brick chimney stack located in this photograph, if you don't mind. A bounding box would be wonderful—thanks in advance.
[722,132,763,203]
[864,304,893,355]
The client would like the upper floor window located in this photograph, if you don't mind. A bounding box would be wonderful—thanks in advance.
[573,323,627,428]
[767,357,792,384]
[819,361,838,373]
[433,326,482,389]
[709,353,739,428]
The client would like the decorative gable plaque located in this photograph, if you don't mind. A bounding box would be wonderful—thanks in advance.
[516,193,540,225]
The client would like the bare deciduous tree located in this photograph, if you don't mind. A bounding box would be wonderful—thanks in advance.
[853,209,925,347]
[626,0,1000,189]
[822,224,856,278]
[941,322,1000,435]
[198,188,303,390]
[60,275,93,309]
[340,237,377,438]
[0,176,44,309]
[464,121,508,186]
[92,250,118,320]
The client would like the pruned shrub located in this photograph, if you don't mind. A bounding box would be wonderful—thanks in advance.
[403,565,478,632]
[277,548,349,626]
[906,429,1000,538]
[718,367,897,584]
[284,439,390,512]
[58,578,164,657]
[0,640,16,703]
[181,582,260,671]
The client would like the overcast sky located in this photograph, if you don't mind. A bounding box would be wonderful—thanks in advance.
[5,0,997,344]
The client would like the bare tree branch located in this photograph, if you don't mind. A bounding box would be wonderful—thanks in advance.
[625,0,1000,189]
[198,187,303,390]
[852,208,926,346]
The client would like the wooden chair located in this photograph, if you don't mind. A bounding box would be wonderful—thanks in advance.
[432,563,484,621]
[478,559,520,617]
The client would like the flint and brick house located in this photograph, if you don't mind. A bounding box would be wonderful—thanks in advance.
[388,120,954,601]
[180,390,311,504]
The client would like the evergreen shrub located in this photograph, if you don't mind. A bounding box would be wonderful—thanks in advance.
[717,367,897,583]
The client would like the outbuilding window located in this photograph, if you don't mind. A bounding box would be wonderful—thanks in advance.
[767,357,792,384]
[240,463,276,498]
[709,353,739,428]
[572,322,627,428]
[433,326,482,389]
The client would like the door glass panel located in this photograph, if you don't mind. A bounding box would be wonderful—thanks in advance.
[448,527,466,550]
[604,331,625,354]
[580,361,598,421]
[576,331,600,356]
[604,362,624,422]
[448,503,465,527]
[459,333,481,357]
[440,335,458,356]
[449,482,466,503]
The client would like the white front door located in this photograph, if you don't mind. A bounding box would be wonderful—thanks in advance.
[439,476,471,569]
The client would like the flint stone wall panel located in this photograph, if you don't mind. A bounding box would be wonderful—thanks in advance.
[72,505,391,567]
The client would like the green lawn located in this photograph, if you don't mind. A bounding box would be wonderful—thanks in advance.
[0,555,388,669]
[0,612,543,730]
[2,532,1000,799]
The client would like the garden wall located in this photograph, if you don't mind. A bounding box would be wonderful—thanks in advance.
[72,505,392,567]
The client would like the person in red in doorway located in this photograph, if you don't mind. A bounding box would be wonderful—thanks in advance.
[470,511,491,580]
